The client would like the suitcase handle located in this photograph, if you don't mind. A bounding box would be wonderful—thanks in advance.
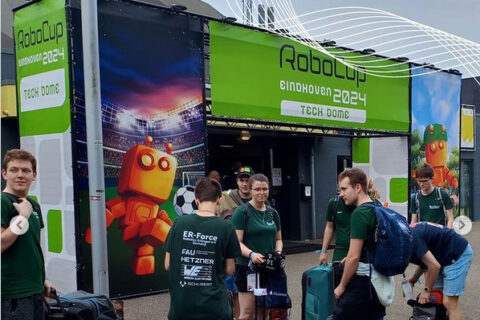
[44,288,66,314]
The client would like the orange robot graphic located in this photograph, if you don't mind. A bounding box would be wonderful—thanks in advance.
[421,124,458,189]
[86,136,177,275]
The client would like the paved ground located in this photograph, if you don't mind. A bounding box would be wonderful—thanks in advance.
[124,222,480,319]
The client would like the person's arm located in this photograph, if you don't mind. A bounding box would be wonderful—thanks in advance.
[411,213,418,224]
[418,251,441,304]
[1,226,19,253]
[319,222,334,265]
[275,230,283,253]
[225,258,235,275]
[334,238,363,299]
[164,252,170,271]
[44,280,53,297]
[1,199,33,252]
[446,208,454,229]
[235,230,264,264]
[408,266,426,284]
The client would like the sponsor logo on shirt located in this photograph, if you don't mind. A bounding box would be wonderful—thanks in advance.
[183,265,203,277]
[32,210,40,220]
[429,205,441,209]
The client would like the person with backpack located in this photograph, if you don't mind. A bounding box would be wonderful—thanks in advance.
[411,163,454,228]
[318,195,354,287]
[164,178,241,320]
[319,178,381,286]
[1,149,54,320]
[407,222,473,320]
[332,168,386,320]
[231,173,283,320]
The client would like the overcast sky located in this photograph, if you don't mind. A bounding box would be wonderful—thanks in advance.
[203,0,480,44]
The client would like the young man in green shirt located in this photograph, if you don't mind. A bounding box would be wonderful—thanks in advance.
[410,163,454,228]
[333,168,385,320]
[164,178,241,320]
[319,196,353,288]
[1,149,53,320]
[319,196,353,264]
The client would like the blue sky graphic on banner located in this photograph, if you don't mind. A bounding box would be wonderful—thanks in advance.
[411,68,461,194]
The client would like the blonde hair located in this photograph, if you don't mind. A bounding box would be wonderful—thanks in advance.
[367,178,381,200]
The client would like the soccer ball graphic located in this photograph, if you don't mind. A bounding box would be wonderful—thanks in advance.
[174,185,198,215]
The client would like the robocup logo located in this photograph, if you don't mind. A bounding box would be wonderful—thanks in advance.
[9,215,29,235]
[16,20,64,50]
[279,44,367,88]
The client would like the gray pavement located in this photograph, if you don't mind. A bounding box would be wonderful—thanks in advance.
[124,221,480,320]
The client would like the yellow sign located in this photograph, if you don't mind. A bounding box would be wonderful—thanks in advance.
[461,106,475,149]
[1,85,17,118]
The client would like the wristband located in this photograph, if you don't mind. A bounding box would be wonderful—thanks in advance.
[248,251,255,260]
[319,249,327,254]
[413,273,420,281]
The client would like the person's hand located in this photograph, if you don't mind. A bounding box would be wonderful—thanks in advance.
[418,291,430,304]
[251,252,265,264]
[408,277,417,285]
[319,252,328,265]
[334,285,345,299]
[12,198,33,220]
[44,280,53,297]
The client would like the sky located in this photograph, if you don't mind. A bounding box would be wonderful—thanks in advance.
[203,0,480,44]
[202,0,480,77]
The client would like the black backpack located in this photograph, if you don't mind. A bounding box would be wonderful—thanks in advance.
[45,290,120,320]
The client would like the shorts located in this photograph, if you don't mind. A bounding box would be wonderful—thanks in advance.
[435,244,473,296]
[333,274,385,320]
[1,293,45,320]
[234,264,267,293]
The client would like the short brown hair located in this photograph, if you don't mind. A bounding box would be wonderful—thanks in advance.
[248,173,269,189]
[338,168,367,193]
[195,178,222,202]
[416,163,434,179]
[3,149,37,172]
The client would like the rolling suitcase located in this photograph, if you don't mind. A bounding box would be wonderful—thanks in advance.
[301,265,334,320]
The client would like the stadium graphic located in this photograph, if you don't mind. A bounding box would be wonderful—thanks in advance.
[71,2,206,295]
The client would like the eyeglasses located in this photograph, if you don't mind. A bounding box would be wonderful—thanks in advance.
[417,179,431,184]
[252,187,269,192]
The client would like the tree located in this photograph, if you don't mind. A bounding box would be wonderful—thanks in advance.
[410,129,425,170]
[447,146,459,179]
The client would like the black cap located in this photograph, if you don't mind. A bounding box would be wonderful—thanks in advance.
[236,166,254,178]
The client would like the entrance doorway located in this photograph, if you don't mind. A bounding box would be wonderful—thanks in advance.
[460,160,473,218]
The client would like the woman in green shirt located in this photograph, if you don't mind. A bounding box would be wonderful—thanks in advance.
[232,174,283,320]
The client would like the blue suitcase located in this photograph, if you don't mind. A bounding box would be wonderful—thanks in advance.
[301,265,334,320]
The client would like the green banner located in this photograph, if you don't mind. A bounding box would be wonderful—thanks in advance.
[14,0,71,136]
[210,21,410,132]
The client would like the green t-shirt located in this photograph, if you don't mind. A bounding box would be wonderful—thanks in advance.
[349,204,376,263]
[1,192,45,299]
[325,197,354,261]
[164,214,241,320]
[231,203,281,266]
[410,187,454,225]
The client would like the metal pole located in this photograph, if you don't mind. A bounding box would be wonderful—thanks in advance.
[311,138,317,239]
[81,0,109,295]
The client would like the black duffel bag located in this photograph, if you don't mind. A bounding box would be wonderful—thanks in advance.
[45,290,119,320]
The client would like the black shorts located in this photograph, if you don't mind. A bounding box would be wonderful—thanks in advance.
[234,264,268,293]
[333,274,385,320]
